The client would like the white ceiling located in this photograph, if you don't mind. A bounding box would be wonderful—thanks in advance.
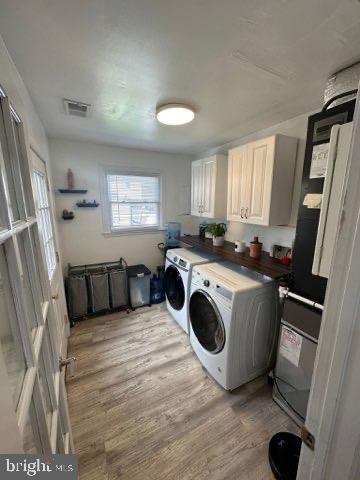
[0,0,360,154]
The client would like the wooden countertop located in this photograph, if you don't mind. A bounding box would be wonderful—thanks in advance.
[179,235,291,280]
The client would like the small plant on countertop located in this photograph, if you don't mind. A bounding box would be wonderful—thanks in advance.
[207,223,227,237]
[206,223,227,246]
[205,223,215,238]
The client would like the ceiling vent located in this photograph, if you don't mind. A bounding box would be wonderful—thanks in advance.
[63,99,91,118]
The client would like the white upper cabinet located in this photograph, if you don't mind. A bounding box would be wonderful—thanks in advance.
[227,145,248,222]
[227,135,298,226]
[191,155,227,218]
[191,160,203,216]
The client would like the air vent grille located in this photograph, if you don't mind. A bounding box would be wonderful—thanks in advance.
[64,99,91,118]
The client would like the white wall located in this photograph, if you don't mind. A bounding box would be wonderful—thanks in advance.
[49,138,199,272]
[200,111,313,252]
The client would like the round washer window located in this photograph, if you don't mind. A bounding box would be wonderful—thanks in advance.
[189,290,225,353]
[164,265,185,311]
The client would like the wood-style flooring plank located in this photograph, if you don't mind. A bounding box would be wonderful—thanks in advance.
[67,304,299,479]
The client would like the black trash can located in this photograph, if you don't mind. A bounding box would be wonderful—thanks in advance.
[127,264,151,309]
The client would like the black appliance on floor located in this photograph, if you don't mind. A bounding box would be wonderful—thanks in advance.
[269,96,356,480]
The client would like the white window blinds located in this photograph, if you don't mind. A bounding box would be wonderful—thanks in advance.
[107,174,161,230]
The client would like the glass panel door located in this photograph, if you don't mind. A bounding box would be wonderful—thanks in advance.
[0,88,73,455]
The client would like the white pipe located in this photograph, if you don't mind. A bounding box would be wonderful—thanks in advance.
[287,291,324,311]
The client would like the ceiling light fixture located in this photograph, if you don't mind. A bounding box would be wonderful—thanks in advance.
[156,103,195,125]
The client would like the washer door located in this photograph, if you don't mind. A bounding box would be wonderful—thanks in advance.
[164,265,185,311]
[189,290,225,353]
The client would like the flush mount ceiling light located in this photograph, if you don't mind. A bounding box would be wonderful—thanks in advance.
[156,103,195,125]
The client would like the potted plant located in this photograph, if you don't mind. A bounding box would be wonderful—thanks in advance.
[205,223,215,239]
[207,223,227,247]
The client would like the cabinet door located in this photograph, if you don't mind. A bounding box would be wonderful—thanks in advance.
[245,137,275,225]
[191,160,203,216]
[227,146,248,221]
[202,157,216,218]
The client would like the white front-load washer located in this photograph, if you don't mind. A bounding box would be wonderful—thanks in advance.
[189,261,279,390]
[164,248,219,334]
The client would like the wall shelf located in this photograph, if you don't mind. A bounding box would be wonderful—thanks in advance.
[58,189,88,194]
[76,201,99,208]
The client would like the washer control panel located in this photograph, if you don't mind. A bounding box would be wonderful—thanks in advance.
[167,251,188,270]
[178,258,187,268]
[192,271,233,305]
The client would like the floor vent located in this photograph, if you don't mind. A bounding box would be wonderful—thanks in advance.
[64,99,91,118]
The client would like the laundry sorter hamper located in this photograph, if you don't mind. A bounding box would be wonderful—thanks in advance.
[108,263,128,309]
[66,274,88,320]
[66,258,129,321]
[87,266,110,314]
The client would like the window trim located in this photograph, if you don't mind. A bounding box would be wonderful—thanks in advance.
[101,165,164,235]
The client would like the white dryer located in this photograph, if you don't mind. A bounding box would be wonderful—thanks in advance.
[164,248,219,334]
[189,261,279,390]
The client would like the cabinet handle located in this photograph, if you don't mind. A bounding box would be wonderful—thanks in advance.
[245,207,249,219]
[240,207,244,219]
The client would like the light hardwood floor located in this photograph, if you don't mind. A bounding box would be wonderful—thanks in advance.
[66,304,298,480]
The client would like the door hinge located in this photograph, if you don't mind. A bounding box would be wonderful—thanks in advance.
[55,251,60,263]
[301,426,315,451]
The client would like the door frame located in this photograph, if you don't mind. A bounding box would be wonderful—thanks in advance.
[297,88,360,479]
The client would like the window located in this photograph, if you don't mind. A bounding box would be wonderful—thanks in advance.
[33,169,56,279]
[105,171,161,232]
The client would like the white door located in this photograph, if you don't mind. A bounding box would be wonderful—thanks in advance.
[31,149,69,357]
[0,91,73,454]
[227,145,248,221]
[202,156,216,218]
[191,159,203,216]
[244,136,275,225]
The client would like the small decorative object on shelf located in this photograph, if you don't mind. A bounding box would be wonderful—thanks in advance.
[57,168,88,194]
[76,199,100,208]
[67,168,75,189]
[62,209,74,220]
[249,236,263,259]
